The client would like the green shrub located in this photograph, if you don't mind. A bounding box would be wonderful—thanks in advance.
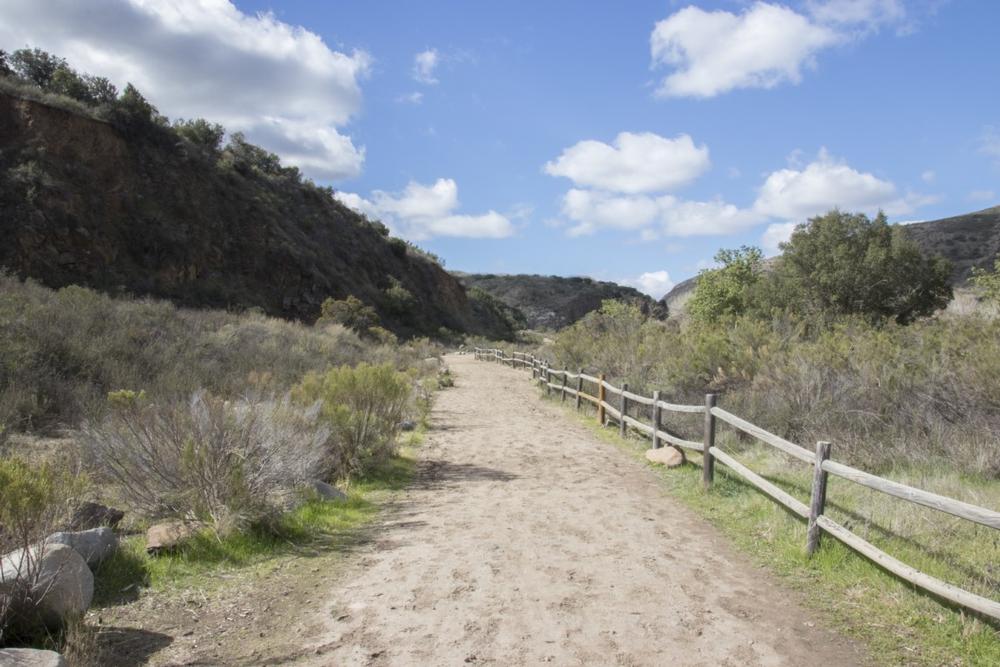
[293,364,411,479]
[319,295,379,334]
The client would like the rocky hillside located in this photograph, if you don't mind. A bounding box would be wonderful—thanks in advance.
[0,92,515,339]
[454,273,668,330]
[903,206,1000,283]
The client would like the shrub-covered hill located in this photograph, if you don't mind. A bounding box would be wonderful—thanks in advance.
[903,205,1000,283]
[0,90,515,340]
[453,272,668,330]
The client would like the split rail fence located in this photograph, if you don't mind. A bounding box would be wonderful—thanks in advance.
[473,346,1000,621]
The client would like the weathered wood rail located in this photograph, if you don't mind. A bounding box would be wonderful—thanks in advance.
[473,347,1000,621]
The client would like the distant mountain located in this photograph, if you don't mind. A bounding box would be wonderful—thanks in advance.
[454,273,668,330]
[0,90,517,340]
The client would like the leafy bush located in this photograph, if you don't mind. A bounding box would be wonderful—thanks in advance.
[319,295,379,334]
[0,457,78,642]
[293,364,411,479]
[383,277,417,316]
[687,246,764,323]
[971,258,1000,303]
[80,391,330,536]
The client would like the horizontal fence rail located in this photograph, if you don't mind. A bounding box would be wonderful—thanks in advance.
[472,347,1000,622]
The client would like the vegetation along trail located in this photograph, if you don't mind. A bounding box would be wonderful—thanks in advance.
[294,354,866,666]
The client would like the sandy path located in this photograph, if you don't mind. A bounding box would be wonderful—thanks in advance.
[297,354,865,666]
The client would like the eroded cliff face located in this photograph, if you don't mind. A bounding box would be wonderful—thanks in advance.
[0,93,506,338]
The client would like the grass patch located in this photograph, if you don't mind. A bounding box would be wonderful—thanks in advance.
[93,440,419,607]
[545,391,1000,667]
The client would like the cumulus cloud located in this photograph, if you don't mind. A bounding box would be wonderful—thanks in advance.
[413,49,439,84]
[969,189,996,203]
[622,270,675,298]
[335,179,514,240]
[0,0,369,179]
[753,149,905,219]
[396,91,424,104]
[560,190,763,238]
[651,3,839,98]
[650,1,910,98]
[545,132,710,194]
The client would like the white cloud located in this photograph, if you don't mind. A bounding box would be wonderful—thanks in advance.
[761,221,799,254]
[413,49,439,84]
[560,190,763,238]
[651,3,839,98]
[980,126,1000,163]
[396,91,424,104]
[650,1,910,99]
[753,149,903,219]
[0,0,369,179]
[969,189,996,203]
[622,270,675,298]
[335,179,514,240]
[806,0,906,28]
[921,169,936,183]
[545,132,710,194]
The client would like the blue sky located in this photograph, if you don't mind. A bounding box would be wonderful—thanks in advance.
[3,1,999,296]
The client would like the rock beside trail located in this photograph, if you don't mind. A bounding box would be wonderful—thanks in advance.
[45,527,117,568]
[309,480,347,501]
[146,521,200,554]
[68,501,124,530]
[0,648,67,666]
[645,446,686,468]
[400,419,417,432]
[0,543,94,627]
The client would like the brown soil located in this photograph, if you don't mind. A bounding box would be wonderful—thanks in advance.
[94,354,867,666]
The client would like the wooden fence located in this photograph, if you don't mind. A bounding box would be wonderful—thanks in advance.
[472,346,1000,621]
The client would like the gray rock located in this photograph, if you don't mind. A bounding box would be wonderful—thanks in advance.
[0,648,67,666]
[146,520,200,554]
[45,527,117,568]
[0,543,94,627]
[308,480,347,501]
[399,420,417,432]
[68,501,124,530]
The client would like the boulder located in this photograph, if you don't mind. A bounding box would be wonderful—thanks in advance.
[45,527,117,568]
[308,480,347,501]
[399,419,417,432]
[68,501,124,530]
[0,649,67,666]
[146,520,200,554]
[0,543,94,627]
[645,446,686,468]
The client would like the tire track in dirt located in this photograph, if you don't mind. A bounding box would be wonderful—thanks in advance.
[293,354,867,666]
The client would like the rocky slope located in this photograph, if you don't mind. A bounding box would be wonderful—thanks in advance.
[0,92,514,339]
[454,272,668,330]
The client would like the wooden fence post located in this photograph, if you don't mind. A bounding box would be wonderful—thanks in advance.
[561,372,567,403]
[807,441,832,556]
[652,390,662,449]
[703,393,717,489]
[597,374,606,425]
[545,365,551,396]
[576,369,583,411]
[531,358,537,380]
[619,382,628,438]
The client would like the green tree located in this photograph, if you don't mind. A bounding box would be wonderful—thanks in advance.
[383,277,417,316]
[0,49,12,77]
[10,48,64,87]
[48,64,92,103]
[971,259,1000,303]
[774,210,952,324]
[687,246,765,323]
[319,295,379,333]
[83,75,118,105]
[223,132,282,175]
[174,118,226,152]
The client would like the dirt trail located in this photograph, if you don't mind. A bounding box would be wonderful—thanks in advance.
[291,354,865,666]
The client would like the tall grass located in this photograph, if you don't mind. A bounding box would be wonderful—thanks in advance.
[544,301,1000,477]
